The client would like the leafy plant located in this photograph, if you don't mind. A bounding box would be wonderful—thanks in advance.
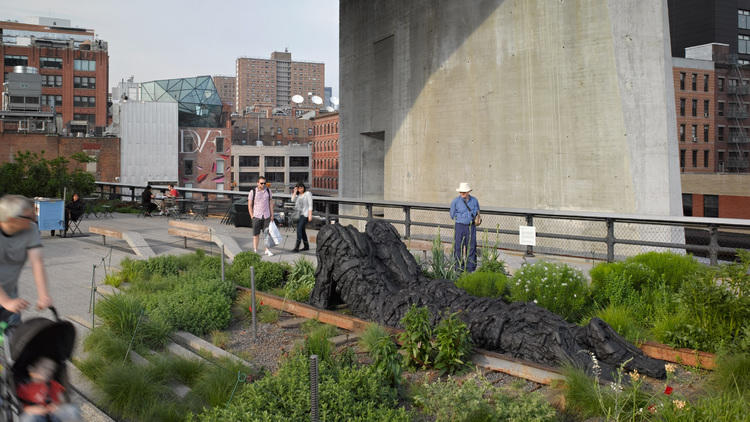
[510,261,592,323]
[424,229,461,281]
[455,270,509,298]
[588,303,648,345]
[286,257,316,290]
[398,305,434,369]
[411,373,556,422]
[477,225,507,274]
[359,323,391,353]
[433,312,473,375]
[94,294,171,349]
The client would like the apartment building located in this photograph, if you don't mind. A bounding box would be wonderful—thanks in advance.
[0,18,109,131]
[309,111,339,195]
[235,50,324,114]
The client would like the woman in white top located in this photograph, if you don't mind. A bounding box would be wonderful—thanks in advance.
[291,182,313,252]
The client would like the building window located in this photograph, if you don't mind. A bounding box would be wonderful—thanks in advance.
[679,98,685,116]
[682,193,693,216]
[40,57,62,69]
[215,137,224,152]
[294,127,299,136]
[4,55,28,66]
[265,156,284,167]
[73,59,96,71]
[288,127,293,135]
[265,172,284,184]
[184,160,193,176]
[704,195,719,217]
[74,77,96,89]
[182,133,195,153]
[679,72,685,90]
[41,75,54,87]
[308,128,313,136]
[704,100,709,117]
[239,156,259,167]
[680,149,685,168]
[216,159,225,174]
[704,150,709,168]
[691,73,697,90]
[718,126,725,141]
[718,101,725,116]
[692,150,698,167]
[239,172,258,183]
[740,35,750,54]
[289,172,309,184]
[73,114,95,125]
[692,125,698,141]
[73,96,96,107]
[702,124,708,142]
[289,157,309,167]
[741,9,750,29]
[692,99,697,117]
[718,77,725,91]
[703,74,709,92]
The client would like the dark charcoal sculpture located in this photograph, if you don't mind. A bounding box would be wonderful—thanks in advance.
[310,220,666,380]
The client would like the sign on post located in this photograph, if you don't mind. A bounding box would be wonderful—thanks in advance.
[519,225,536,246]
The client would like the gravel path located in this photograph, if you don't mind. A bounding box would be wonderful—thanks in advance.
[222,316,305,373]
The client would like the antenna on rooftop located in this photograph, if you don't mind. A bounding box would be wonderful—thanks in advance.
[311,95,323,105]
[291,95,304,104]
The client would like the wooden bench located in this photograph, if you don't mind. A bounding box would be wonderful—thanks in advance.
[167,220,242,261]
[89,226,155,258]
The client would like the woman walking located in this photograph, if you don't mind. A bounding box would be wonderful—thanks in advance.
[291,182,313,252]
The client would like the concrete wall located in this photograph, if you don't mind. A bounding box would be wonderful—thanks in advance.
[119,101,179,186]
[340,0,682,217]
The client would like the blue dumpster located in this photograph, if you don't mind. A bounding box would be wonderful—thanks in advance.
[34,199,64,232]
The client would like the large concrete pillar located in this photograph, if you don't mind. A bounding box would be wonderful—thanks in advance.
[340,0,681,217]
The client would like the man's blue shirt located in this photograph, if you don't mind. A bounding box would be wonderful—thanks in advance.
[450,195,480,225]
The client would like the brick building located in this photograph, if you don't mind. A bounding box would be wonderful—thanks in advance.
[213,75,236,113]
[230,112,312,146]
[0,18,109,131]
[309,111,339,195]
[235,50,324,114]
[674,43,750,173]
[0,132,120,182]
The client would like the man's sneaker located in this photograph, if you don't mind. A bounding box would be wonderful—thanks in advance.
[265,250,274,257]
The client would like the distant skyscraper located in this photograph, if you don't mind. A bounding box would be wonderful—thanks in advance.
[324,87,333,108]
[668,0,750,64]
[235,50,324,114]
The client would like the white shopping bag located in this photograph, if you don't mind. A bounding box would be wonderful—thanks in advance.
[268,220,282,245]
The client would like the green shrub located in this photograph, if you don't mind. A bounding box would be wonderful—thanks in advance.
[147,285,232,336]
[94,294,172,349]
[455,270,509,298]
[398,305,435,370]
[286,257,316,290]
[711,351,750,394]
[144,255,186,277]
[119,258,150,283]
[359,324,402,386]
[588,303,647,345]
[233,260,289,291]
[433,312,473,375]
[424,229,461,282]
[258,305,280,323]
[189,357,259,408]
[509,261,592,323]
[190,352,408,422]
[411,373,556,422]
[359,323,391,353]
[96,361,175,421]
[227,251,262,284]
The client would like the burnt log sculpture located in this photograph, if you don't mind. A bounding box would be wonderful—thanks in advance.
[310,220,666,380]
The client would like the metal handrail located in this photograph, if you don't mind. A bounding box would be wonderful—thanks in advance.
[95,182,750,265]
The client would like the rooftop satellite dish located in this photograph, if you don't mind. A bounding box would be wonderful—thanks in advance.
[330,96,339,106]
[291,94,304,104]
[325,106,335,112]
[311,95,323,105]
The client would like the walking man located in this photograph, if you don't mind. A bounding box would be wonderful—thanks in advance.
[0,195,53,325]
[449,182,480,272]
[248,176,274,256]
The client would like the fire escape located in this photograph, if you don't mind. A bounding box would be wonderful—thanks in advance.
[725,54,750,172]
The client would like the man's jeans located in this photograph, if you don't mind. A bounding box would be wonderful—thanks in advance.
[454,222,477,273]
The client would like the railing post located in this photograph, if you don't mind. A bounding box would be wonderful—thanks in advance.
[525,214,534,257]
[366,203,373,221]
[606,218,615,262]
[404,206,411,239]
[130,187,135,203]
[325,201,331,223]
[709,224,719,266]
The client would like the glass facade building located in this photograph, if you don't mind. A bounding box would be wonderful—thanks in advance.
[141,76,223,128]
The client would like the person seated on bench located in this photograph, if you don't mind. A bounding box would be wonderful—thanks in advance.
[141,185,158,217]
[64,193,85,235]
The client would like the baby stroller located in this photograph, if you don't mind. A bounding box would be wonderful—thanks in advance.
[0,307,76,422]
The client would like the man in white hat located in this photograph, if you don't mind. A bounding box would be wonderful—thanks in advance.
[449,182,480,272]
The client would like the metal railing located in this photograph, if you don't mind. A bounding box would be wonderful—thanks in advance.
[95,182,750,266]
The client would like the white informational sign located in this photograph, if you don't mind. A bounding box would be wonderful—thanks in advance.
[519,225,536,246]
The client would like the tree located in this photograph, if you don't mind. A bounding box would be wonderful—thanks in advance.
[0,151,96,198]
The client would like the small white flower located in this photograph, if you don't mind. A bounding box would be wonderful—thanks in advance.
[533,299,538,304]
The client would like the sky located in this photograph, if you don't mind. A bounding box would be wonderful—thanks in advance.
[2,0,340,96]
